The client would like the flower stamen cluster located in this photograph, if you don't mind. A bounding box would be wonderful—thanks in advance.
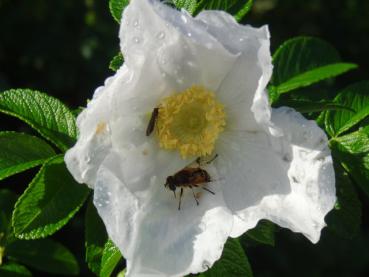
[156,85,226,158]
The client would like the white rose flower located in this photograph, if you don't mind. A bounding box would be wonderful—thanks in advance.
[65,0,336,276]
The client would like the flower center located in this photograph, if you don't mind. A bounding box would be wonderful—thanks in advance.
[155,85,226,158]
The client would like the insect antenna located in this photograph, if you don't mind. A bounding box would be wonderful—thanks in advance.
[173,190,176,199]
[202,187,215,195]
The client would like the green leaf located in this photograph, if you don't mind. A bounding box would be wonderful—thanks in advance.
[100,240,122,277]
[330,126,369,196]
[6,239,79,275]
[199,238,252,277]
[0,190,18,244]
[85,198,108,275]
[109,0,129,23]
[271,37,357,97]
[109,53,124,72]
[0,263,32,277]
[326,164,362,239]
[12,155,89,239]
[117,269,126,277]
[173,0,253,21]
[245,220,275,246]
[172,0,198,14]
[325,81,369,137]
[0,132,56,181]
[0,89,77,152]
[278,100,355,114]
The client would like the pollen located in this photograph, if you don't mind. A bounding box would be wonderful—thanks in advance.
[156,85,226,158]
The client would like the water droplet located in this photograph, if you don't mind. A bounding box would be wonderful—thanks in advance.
[181,15,188,23]
[187,32,192,37]
[239,37,245,42]
[156,31,165,40]
[107,192,112,196]
[97,203,103,207]
[105,200,110,205]
[132,36,141,44]
[133,19,139,27]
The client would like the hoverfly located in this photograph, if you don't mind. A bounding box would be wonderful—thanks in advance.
[146,107,159,136]
[165,155,218,210]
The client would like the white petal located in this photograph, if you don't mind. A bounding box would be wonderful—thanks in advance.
[197,11,274,133]
[94,154,233,277]
[120,0,237,93]
[216,108,336,243]
[64,70,130,187]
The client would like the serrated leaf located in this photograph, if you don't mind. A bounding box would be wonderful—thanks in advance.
[245,220,275,246]
[6,239,79,275]
[278,100,355,114]
[100,240,122,277]
[12,155,89,239]
[0,132,56,181]
[109,0,129,23]
[325,81,369,137]
[199,238,252,277]
[326,164,362,239]
[85,198,108,275]
[173,0,253,21]
[172,0,198,14]
[109,53,124,72]
[271,37,357,97]
[0,263,32,277]
[0,89,77,152]
[330,126,369,196]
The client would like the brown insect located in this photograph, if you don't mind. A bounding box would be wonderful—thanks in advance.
[146,107,159,136]
[165,155,218,210]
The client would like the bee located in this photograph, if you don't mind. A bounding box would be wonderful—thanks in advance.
[165,155,218,210]
[146,107,159,136]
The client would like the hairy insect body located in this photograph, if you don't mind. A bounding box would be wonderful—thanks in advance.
[165,156,217,210]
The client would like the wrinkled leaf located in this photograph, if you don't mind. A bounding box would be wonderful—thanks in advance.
[0,132,55,181]
[109,53,124,72]
[330,126,369,196]
[109,0,129,23]
[12,155,89,239]
[278,100,354,114]
[0,89,77,151]
[100,240,122,277]
[326,164,362,239]
[200,238,252,277]
[246,220,275,246]
[325,81,369,137]
[7,239,78,275]
[173,0,253,21]
[271,37,357,98]
[85,198,108,275]
[0,263,32,277]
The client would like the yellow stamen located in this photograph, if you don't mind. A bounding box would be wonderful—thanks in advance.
[155,85,226,158]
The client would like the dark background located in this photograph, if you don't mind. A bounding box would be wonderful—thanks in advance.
[0,0,368,276]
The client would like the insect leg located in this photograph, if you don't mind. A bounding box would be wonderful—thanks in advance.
[178,188,184,210]
[190,186,199,206]
[202,187,215,195]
